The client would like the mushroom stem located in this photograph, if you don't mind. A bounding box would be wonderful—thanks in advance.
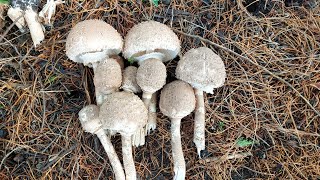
[96,129,126,180]
[122,135,137,180]
[24,8,44,47]
[170,118,186,180]
[142,91,153,107]
[193,89,205,157]
[146,92,157,134]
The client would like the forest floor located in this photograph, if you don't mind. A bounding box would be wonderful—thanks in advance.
[0,0,319,179]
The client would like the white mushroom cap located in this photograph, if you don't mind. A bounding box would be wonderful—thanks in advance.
[159,80,196,119]
[123,21,180,63]
[121,66,142,93]
[78,105,101,134]
[94,58,122,95]
[66,19,123,66]
[100,92,148,136]
[136,58,166,94]
[176,47,226,94]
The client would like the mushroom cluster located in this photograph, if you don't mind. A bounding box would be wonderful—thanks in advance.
[66,19,226,180]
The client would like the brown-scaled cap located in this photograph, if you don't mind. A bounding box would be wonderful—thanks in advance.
[78,105,101,134]
[66,19,123,66]
[94,58,122,95]
[100,92,148,135]
[136,58,166,94]
[159,80,196,119]
[176,47,226,94]
[123,21,180,63]
[121,66,141,93]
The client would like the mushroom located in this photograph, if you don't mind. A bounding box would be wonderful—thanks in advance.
[94,58,122,105]
[159,80,196,180]
[123,20,181,142]
[66,19,123,71]
[100,92,148,180]
[7,0,44,46]
[175,47,226,157]
[121,66,141,94]
[78,105,125,180]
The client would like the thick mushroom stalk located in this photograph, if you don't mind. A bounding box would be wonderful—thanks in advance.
[100,92,148,180]
[176,47,226,157]
[8,0,44,47]
[78,105,125,180]
[159,80,196,180]
[123,20,181,136]
[146,92,157,134]
[171,117,185,180]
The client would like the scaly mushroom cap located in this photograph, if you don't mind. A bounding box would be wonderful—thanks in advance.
[136,58,166,94]
[176,47,226,94]
[78,105,101,134]
[159,80,196,119]
[94,58,122,95]
[121,66,141,93]
[100,92,148,135]
[123,21,180,62]
[66,19,123,66]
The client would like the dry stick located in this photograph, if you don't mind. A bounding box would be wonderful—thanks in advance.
[174,30,320,124]
[200,152,252,163]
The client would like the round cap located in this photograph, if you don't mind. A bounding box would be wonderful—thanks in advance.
[94,58,122,95]
[66,19,123,66]
[136,59,166,94]
[100,92,148,135]
[176,47,226,94]
[159,80,196,119]
[78,105,101,134]
[123,21,180,62]
[121,66,141,93]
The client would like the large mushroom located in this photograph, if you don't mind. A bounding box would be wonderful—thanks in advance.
[159,80,196,180]
[78,105,125,180]
[123,20,181,145]
[176,47,226,157]
[66,19,123,71]
[100,92,148,180]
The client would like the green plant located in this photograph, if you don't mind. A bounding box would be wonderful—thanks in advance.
[128,57,135,64]
[218,121,225,131]
[236,137,256,147]
[0,0,9,5]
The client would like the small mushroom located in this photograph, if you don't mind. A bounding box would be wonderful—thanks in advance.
[8,0,44,47]
[121,66,141,94]
[78,105,125,180]
[100,92,148,180]
[159,80,196,180]
[123,20,181,142]
[94,58,122,105]
[66,19,123,70]
[176,47,226,157]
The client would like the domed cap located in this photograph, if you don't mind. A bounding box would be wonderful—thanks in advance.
[123,21,180,63]
[176,47,226,94]
[94,58,122,95]
[66,19,123,66]
[100,92,148,135]
[121,66,141,93]
[136,58,166,94]
[78,105,101,134]
[159,80,196,119]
